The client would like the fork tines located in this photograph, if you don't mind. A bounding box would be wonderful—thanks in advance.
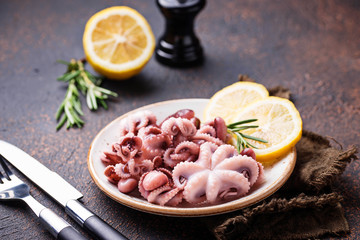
[0,154,12,182]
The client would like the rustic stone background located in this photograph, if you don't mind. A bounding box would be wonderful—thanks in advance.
[0,0,359,239]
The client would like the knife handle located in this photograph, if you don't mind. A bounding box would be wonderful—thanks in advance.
[39,208,87,240]
[66,200,128,240]
[84,215,128,240]
[58,226,88,240]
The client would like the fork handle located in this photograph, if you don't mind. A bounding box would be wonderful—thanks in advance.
[39,208,87,240]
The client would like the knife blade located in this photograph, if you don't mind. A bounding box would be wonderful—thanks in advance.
[0,140,128,240]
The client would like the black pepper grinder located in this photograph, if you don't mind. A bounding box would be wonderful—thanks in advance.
[155,0,206,67]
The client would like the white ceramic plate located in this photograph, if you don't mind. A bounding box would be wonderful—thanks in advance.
[87,98,296,217]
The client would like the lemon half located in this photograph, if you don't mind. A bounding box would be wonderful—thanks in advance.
[234,96,302,163]
[83,6,155,80]
[203,82,269,124]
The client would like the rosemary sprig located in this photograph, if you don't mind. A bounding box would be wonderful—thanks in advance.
[227,119,268,153]
[55,59,118,130]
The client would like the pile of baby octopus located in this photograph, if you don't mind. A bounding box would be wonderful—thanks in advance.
[101,109,264,207]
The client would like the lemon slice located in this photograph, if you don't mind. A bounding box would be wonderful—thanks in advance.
[234,96,302,163]
[203,82,269,124]
[83,6,155,80]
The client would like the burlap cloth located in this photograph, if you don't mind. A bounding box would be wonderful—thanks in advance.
[207,78,358,240]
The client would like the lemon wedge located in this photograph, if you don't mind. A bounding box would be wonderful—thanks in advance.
[83,6,155,80]
[234,96,302,163]
[203,82,269,124]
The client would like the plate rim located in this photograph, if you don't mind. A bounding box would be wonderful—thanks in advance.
[87,98,297,217]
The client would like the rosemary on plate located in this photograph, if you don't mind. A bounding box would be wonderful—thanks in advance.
[227,119,268,152]
[55,59,118,130]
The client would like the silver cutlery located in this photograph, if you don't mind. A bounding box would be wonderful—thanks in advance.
[0,140,128,240]
[0,154,87,240]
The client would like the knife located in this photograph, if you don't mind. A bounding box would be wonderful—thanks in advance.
[0,140,128,240]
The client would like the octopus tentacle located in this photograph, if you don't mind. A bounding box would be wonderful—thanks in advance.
[127,159,140,177]
[137,125,161,137]
[156,187,183,206]
[255,162,265,185]
[113,163,132,179]
[126,159,154,179]
[211,144,238,168]
[163,141,200,168]
[146,184,172,203]
[176,118,197,137]
[161,118,179,135]
[195,142,218,169]
[152,156,163,169]
[163,148,176,168]
[173,135,190,147]
[161,117,197,137]
[119,110,157,135]
[138,173,150,199]
[183,171,210,204]
[192,132,224,146]
[175,141,200,155]
[216,171,250,200]
[134,110,157,128]
[165,190,184,206]
[172,162,207,188]
[204,170,250,203]
[104,165,121,184]
[215,156,259,186]
[197,125,216,137]
[205,172,221,203]
[101,151,123,165]
[118,118,134,136]
[139,159,155,176]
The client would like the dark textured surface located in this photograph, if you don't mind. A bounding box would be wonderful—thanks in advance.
[0,0,359,239]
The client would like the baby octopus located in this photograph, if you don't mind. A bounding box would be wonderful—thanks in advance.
[138,168,183,206]
[101,109,265,207]
[172,143,263,204]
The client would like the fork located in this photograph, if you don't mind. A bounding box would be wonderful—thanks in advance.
[0,154,87,240]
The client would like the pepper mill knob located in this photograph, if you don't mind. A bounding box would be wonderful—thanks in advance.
[155,0,206,67]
